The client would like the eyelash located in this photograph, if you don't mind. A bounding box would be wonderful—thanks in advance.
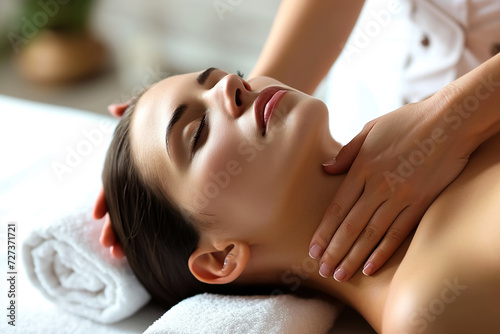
[192,70,243,154]
[192,114,206,152]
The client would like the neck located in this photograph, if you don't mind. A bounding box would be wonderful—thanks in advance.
[246,158,388,332]
[241,128,347,291]
[238,130,391,332]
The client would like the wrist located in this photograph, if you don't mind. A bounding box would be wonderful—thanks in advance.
[413,90,473,162]
[433,55,500,154]
[429,81,494,157]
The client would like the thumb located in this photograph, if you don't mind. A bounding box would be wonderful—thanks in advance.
[322,123,373,174]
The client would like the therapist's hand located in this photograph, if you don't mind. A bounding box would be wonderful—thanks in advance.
[93,101,130,259]
[309,99,470,281]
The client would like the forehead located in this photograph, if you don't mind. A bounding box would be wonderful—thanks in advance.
[129,72,195,200]
[135,71,195,123]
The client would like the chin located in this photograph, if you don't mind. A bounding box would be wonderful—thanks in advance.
[289,96,329,146]
[269,96,330,182]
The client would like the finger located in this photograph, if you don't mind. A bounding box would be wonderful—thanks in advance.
[100,215,116,247]
[309,172,365,259]
[332,201,400,281]
[107,100,131,118]
[318,194,381,278]
[111,243,125,258]
[93,187,107,220]
[362,206,420,276]
[322,122,375,174]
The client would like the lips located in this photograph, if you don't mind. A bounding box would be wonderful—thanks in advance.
[254,86,288,135]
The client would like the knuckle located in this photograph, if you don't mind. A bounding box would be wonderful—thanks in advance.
[385,228,404,243]
[397,182,413,199]
[415,193,429,207]
[415,193,433,210]
[339,219,356,239]
[373,173,392,193]
[371,247,390,262]
[322,250,336,264]
[341,255,355,268]
[363,226,380,242]
[324,243,342,261]
[326,202,343,220]
[314,234,330,249]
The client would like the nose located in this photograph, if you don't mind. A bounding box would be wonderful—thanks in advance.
[211,73,253,118]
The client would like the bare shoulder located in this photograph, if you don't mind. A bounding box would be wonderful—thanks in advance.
[405,132,500,264]
[382,134,500,333]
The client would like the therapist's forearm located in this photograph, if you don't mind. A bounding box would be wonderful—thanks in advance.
[433,53,500,153]
[248,0,365,95]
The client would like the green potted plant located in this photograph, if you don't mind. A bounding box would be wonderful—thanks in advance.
[5,0,107,84]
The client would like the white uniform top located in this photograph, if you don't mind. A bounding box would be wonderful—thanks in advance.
[402,0,500,103]
[324,0,500,144]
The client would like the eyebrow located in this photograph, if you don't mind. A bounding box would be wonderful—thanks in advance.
[165,67,217,160]
[197,67,216,85]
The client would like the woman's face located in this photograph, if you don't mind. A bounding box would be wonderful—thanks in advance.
[131,68,330,240]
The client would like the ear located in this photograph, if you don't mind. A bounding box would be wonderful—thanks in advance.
[107,100,131,118]
[93,187,107,220]
[188,242,250,284]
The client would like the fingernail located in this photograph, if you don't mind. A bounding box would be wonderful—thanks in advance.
[334,267,346,282]
[319,263,333,278]
[363,262,374,276]
[322,157,336,167]
[309,244,323,259]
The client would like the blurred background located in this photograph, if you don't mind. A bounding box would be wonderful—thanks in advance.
[0,0,281,115]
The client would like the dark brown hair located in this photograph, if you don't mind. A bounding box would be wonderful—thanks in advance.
[102,96,277,308]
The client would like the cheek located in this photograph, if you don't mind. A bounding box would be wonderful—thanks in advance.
[187,131,280,231]
[187,127,244,212]
[184,96,329,232]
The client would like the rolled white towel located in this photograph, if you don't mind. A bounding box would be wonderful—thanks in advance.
[143,293,343,334]
[22,208,151,324]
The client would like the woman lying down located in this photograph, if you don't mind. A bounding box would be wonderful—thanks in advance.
[102,60,500,333]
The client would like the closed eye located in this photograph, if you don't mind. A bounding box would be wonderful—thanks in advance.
[192,114,207,156]
[190,70,241,158]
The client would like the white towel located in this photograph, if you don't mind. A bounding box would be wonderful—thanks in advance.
[143,293,343,334]
[22,208,151,324]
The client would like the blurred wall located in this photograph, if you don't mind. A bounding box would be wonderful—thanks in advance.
[90,0,281,89]
[0,0,280,111]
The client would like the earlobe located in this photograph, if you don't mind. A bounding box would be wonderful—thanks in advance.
[188,242,250,284]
